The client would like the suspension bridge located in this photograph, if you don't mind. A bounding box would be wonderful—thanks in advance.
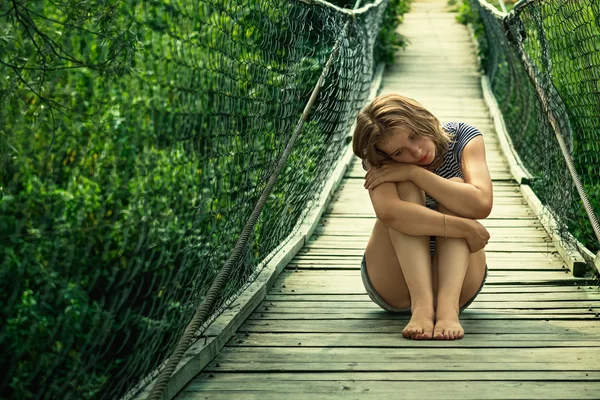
[165,1,600,398]
[2,0,600,399]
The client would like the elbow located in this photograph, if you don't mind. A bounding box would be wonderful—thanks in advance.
[475,200,493,220]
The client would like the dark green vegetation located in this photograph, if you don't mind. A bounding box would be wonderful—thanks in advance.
[459,0,600,255]
[0,0,409,398]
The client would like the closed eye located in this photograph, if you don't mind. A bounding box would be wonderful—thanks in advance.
[393,134,416,156]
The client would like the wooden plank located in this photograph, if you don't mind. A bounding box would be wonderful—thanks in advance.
[211,346,600,365]
[259,300,600,310]
[286,263,568,272]
[249,312,598,320]
[265,292,600,302]
[304,241,556,252]
[294,247,567,255]
[320,218,543,227]
[331,193,525,203]
[310,234,553,243]
[323,208,534,218]
[313,225,545,231]
[254,307,600,315]
[289,256,568,265]
[240,319,600,334]
[290,253,564,260]
[193,371,600,381]
[272,286,600,301]
[178,382,600,399]
[269,284,594,295]
[226,333,600,348]
[270,280,591,292]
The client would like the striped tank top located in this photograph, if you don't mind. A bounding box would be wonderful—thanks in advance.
[426,121,483,210]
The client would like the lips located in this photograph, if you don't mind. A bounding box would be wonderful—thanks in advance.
[419,152,429,163]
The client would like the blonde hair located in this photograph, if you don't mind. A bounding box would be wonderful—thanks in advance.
[352,93,453,171]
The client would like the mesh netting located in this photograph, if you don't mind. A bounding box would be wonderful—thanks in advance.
[466,0,600,260]
[0,0,389,398]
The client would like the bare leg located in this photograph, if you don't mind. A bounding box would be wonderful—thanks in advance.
[364,218,412,311]
[433,177,480,340]
[388,181,435,340]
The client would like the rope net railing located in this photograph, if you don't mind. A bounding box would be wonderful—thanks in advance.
[465,0,600,267]
[0,0,394,398]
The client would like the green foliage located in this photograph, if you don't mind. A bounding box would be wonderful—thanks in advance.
[374,0,411,65]
[1,0,408,398]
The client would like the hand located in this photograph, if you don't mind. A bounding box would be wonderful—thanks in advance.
[364,163,414,190]
[465,220,490,253]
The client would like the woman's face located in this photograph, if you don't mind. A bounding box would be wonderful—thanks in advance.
[375,126,436,166]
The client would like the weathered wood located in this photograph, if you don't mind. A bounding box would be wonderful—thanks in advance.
[212,346,600,364]
[249,312,598,320]
[260,300,600,310]
[292,248,571,256]
[269,283,599,293]
[239,319,600,334]
[178,382,600,400]
[520,185,588,277]
[226,332,600,347]
[194,371,600,381]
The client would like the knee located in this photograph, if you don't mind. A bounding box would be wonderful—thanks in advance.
[396,181,425,205]
[437,177,464,216]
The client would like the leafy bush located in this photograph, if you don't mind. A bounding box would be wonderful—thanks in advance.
[0,0,410,398]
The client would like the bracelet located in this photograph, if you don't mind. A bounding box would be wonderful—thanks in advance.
[443,214,447,239]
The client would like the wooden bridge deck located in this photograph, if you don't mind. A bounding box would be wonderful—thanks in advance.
[177,0,600,398]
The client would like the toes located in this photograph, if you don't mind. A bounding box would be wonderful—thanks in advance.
[404,325,435,340]
[422,328,433,340]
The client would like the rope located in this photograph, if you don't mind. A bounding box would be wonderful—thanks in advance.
[296,0,382,16]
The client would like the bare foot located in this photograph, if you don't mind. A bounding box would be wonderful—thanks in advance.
[402,304,434,340]
[433,306,464,340]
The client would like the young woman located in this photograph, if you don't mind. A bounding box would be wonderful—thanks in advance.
[352,93,493,340]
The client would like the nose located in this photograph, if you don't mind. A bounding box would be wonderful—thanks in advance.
[411,146,423,159]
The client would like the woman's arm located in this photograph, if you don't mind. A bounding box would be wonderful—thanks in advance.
[410,136,493,219]
[369,182,475,239]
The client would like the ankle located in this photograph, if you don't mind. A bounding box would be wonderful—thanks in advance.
[435,302,459,318]
[411,299,435,313]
